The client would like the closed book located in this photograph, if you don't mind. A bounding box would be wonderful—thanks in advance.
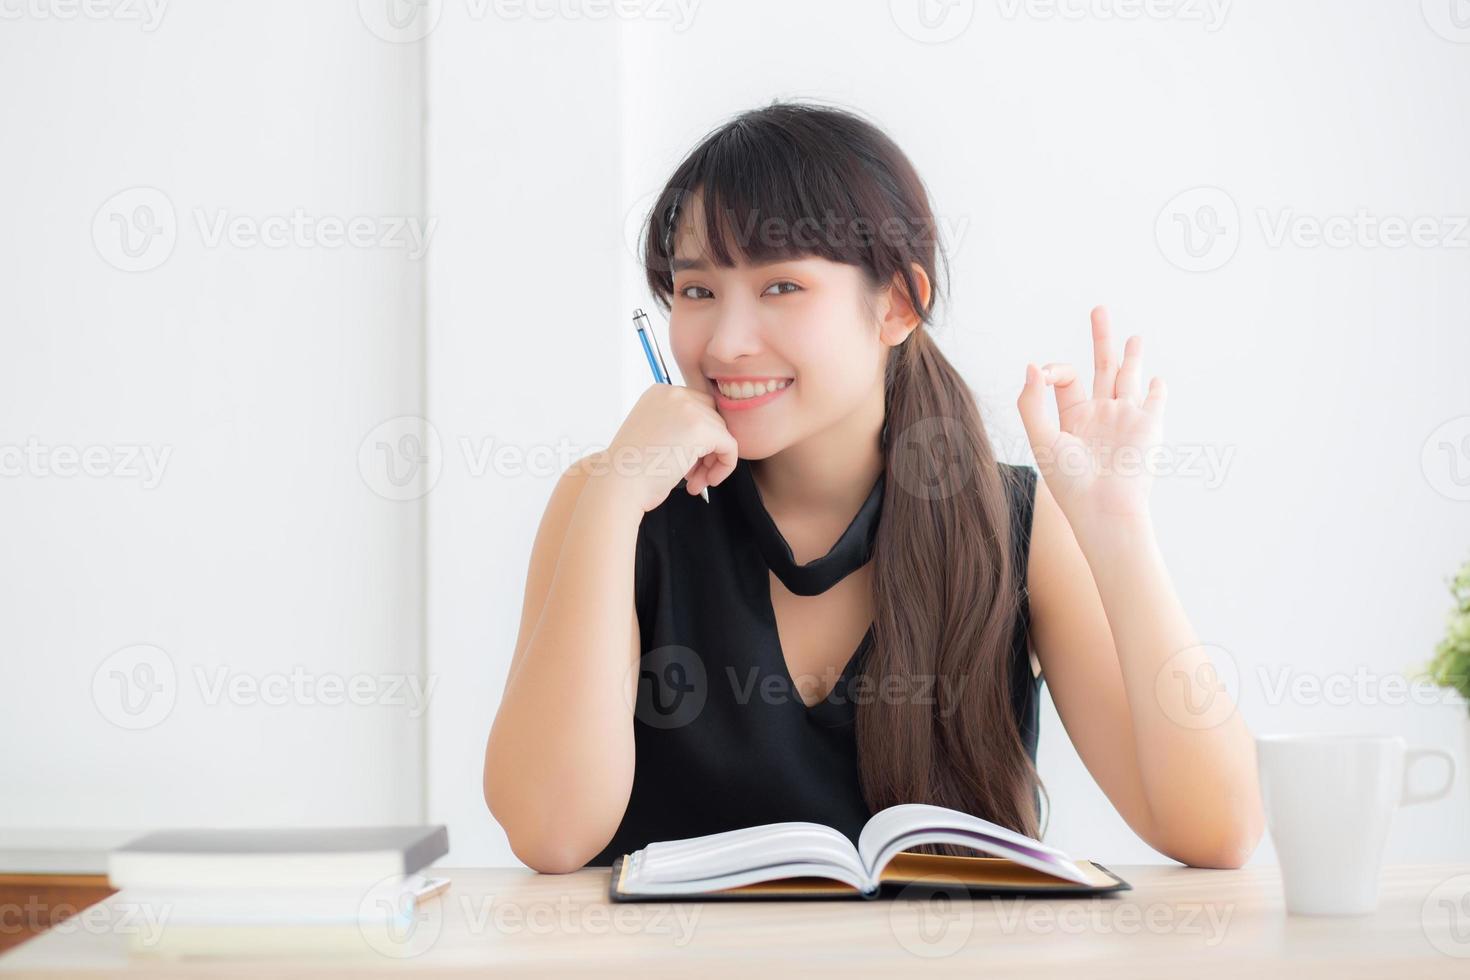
[122,875,450,958]
[119,873,450,925]
[608,804,1129,901]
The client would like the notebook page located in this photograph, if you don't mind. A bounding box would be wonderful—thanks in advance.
[858,804,1069,870]
[633,822,862,885]
[622,861,872,896]
[865,830,1093,886]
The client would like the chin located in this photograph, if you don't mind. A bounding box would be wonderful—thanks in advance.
[732,434,786,461]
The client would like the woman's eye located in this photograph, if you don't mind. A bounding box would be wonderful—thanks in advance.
[678,285,713,300]
[764,281,801,296]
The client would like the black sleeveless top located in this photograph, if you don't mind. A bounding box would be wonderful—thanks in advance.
[584,456,1042,867]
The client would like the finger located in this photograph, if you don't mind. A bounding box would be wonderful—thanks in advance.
[1142,376,1167,417]
[1016,362,1060,452]
[683,385,716,404]
[702,425,741,490]
[688,453,720,496]
[1114,335,1143,404]
[1090,305,1118,401]
[1039,362,1085,417]
[684,456,707,495]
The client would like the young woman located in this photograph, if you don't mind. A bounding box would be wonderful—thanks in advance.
[483,101,1263,874]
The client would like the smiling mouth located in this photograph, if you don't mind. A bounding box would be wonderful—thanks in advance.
[710,377,793,400]
[707,377,794,411]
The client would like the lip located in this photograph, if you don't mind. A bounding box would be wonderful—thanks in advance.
[709,378,793,412]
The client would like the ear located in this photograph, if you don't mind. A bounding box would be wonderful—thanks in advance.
[877,262,932,347]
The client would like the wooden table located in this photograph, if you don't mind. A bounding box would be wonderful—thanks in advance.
[3,864,1469,977]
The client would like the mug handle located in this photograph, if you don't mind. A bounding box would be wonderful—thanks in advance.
[1401,748,1457,806]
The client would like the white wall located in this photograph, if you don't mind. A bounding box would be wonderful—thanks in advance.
[430,1,1470,867]
[423,10,631,867]
[0,4,427,828]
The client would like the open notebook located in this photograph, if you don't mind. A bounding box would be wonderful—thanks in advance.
[609,803,1129,902]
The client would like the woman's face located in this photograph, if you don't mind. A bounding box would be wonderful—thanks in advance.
[667,196,889,460]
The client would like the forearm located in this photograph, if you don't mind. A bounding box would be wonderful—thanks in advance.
[1073,513,1264,867]
[485,474,643,869]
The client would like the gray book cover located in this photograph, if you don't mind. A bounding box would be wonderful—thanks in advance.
[115,826,448,875]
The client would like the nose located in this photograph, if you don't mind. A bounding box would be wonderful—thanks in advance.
[705,297,765,365]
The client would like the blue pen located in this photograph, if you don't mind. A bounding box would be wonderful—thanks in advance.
[633,308,710,503]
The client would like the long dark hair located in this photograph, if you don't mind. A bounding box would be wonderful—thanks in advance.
[639,100,1046,849]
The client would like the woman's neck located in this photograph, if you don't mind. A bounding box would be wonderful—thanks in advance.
[750,394,886,527]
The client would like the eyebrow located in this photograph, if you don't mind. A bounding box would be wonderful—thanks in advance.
[670,256,799,273]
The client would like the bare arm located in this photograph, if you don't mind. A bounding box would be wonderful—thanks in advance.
[483,451,644,873]
[1027,477,1263,868]
[1017,305,1264,869]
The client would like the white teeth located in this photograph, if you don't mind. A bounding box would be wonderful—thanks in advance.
[716,378,790,400]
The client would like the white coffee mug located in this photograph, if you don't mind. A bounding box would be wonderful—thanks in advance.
[1255,733,1456,916]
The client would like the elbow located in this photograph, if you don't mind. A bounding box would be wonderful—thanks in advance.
[1145,787,1266,870]
[1177,831,1259,870]
[482,763,604,875]
[1162,813,1265,870]
[497,814,603,875]
[508,838,595,875]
